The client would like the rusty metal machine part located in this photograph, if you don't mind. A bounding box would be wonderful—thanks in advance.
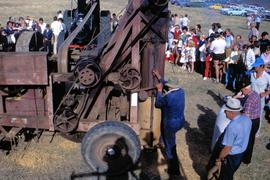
[77,63,102,87]
[78,68,96,86]
[57,1,99,73]
[15,31,44,52]
[0,0,169,174]
[0,31,44,96]
[54,108,79,133]
[119,65,141,90]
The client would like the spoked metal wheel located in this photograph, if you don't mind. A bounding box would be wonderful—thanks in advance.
[54,108,79,133]
[81,121,141,175]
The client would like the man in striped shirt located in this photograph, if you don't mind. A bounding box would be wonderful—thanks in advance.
[236,76,261,164]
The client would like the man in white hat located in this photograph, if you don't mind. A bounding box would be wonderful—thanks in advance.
[208,98,251,180]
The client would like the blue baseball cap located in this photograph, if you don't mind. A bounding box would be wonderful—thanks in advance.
[252,57,264,67]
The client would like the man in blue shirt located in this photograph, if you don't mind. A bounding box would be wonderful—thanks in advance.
[213,98,252,180]
[153,70,185,179]
[43,24,53,55]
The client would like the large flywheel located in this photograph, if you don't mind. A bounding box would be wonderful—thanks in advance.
[81,121,141,175]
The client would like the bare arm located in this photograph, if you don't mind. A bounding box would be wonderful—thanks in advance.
[215,146,232,166]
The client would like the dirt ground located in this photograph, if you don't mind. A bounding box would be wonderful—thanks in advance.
[0,62,269,180]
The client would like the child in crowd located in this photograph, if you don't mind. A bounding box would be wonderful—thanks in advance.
[179,43,186,69]
[165,48,175,64]
[171,40,179,64]
[203,38,212,80]
[171,24,181,43]
[176,37,183,64]
[199,36,206,78]
[186,40,196,73]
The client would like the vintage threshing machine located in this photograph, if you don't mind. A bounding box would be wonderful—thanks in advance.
[0,0,169,174]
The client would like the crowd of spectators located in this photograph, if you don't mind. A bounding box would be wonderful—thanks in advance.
[0,10,66,56]
[166,13,270,93]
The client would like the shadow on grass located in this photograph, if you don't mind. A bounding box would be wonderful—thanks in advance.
[184,104,217,180]
[71,147,168,180]
[207,90,224,107]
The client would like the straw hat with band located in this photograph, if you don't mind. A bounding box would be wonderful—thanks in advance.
[222,98,243,112]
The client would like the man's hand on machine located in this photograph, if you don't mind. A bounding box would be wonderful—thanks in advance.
[152,69,161,81]
[156,83,163,92]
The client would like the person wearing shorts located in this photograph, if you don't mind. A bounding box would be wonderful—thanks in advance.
[210,33,226,83]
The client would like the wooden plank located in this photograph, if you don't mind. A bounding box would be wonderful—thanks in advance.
[130,15,141,125]
[0,52,48,85]
[0,115,50,129]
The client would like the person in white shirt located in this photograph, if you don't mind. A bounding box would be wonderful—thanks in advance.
[250,57,270,137]
[261,45,270,67]
[255,14,261,30]
[57,18,67,51]
[211,97,231,151]
[51,16,62,55]
[246,44,256,70]
[246,15,253,29]
[186,40,196,73]
[179,15,184,28]
[26,16,34,30]
[182,14,190,28]
[57,10,63,19]
[248,23,259,41]
[210,33,226,83]
[208,23,216,36]
[38,18,47,34]
[174,13,180,26]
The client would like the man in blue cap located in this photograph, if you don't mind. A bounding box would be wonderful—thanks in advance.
[250,57,270,137]
[153,70,185,179]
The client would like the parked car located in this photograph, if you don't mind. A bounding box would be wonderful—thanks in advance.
[262,10,270,14]
[243,7,258,15]
[224,8,247,16]
[171,0,190,7]
[209,4,223,10]
[220,8,230,15]
[247,5,265,11]
[264,13,270,21]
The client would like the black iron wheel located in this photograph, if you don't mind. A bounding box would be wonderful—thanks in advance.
[54,108,79,133]
[75,61,102,88]
[81,121,141,175]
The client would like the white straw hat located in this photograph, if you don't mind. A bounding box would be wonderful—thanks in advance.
[222,98,243,112]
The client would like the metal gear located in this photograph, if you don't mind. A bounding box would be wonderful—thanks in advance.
[54,108,79,133]
[119,65,141,90]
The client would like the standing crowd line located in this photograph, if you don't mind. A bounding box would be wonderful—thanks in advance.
[164,12,270,180]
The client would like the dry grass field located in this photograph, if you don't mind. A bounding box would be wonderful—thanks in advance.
[0,1,270,180]
[0,0,127,26]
